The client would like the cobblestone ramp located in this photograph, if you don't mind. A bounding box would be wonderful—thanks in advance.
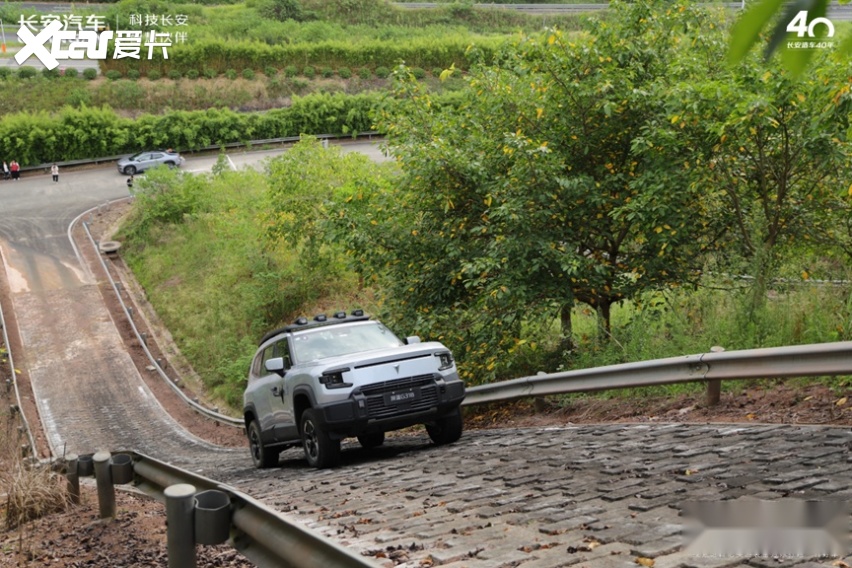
[13,283,239,469]
[221,424,852,568]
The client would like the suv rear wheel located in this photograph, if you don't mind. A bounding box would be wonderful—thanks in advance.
[248,420,280,468]
[426,408,463,446]
[301,409,341,468]
[357,432,385,449]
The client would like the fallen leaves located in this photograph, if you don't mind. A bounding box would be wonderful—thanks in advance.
[636,556,655,567]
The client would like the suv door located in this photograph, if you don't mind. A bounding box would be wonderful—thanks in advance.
[253,339,293,441]
[269,339,297,441]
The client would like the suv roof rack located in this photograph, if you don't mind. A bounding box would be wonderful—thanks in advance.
[258,310,370,346]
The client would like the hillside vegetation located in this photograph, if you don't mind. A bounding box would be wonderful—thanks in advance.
[113,1,851,409]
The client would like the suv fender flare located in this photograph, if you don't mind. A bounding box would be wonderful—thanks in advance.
[292,385,319,426]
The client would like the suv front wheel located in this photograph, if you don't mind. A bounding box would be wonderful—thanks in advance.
[248,420,280,469]
[426,408,463,446]
[301,409,341,468]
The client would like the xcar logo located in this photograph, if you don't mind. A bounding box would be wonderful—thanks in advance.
[16,21,112,70]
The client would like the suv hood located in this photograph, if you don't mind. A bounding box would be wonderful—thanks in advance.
[300,342,448,374]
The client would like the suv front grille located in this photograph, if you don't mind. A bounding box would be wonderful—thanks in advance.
[360,375,438,419]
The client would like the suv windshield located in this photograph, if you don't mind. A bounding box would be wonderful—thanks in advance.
[291,322,404,363]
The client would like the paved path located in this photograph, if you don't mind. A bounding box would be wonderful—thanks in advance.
[218,424,852,568]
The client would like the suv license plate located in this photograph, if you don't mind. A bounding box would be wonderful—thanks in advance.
[385,388,420,405]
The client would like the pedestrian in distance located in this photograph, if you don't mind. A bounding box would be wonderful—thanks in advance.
[51,163,59,183]
[2,161,8,181]
[10,160,19,181]
[126,174,134,189]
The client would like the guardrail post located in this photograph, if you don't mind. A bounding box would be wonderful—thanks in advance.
[706,346,725,406]
[93,451,116,519]
[65,453,80,505]
[165,483,197,568]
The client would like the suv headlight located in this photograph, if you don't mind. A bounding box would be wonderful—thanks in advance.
[435,351,454,371]
[320,368,352,389]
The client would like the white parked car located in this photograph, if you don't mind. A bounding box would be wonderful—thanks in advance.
[117,149,184,175]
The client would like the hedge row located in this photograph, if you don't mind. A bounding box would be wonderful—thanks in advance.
[101,36,500,76]
[0,92,383,166]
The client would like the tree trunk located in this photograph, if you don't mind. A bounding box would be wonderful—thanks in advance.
[559,302,574,352]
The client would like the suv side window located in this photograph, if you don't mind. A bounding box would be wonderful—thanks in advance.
[257,338,292,374]
[274,340,292,370]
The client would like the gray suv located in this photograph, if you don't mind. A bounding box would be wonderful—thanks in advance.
[243,311,466,469]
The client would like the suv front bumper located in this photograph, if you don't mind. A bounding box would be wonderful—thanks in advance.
[314,376,465,437]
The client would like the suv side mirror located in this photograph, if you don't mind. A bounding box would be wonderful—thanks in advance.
[405,336,421,345]
[264,357,286,375]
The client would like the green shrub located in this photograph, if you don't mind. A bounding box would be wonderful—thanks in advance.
[83,68,98,80]
[147,69,162,80]
[127,69,141,80]
[225,69,238,80]
[284,65,298,77]
[321,67,334,78]
[242,68,256,80]
[0,67,11,80]
[186,69,200,79]
[62,68,78,79]
[105,70,122,81]
[303,66,315,78]
[432,67,443,78]
[375,66,390,79]
[411,67,426,79]
[357,67,371,79]
[291,77,309,93]
[42,68,60,79]
[203,68,218,79]
[168,69,183,80]
[18,66,38,79]
[66,88,91,107]
[264,66,278,77]
[337,67,352,79]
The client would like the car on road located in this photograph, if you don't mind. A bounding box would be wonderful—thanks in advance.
[243,310,466,469]
[116,150,184,175]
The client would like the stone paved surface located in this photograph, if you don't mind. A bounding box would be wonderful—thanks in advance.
[216,424,852,568]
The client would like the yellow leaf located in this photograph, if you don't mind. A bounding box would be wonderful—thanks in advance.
[803,395,814,402]
[548,34,556,45]
[746,413,756,420]
[832,562,850,568]
[836,397,847,406]
[670,115,680,124]
[848,182,852,197]
[536,108,544,119]
[636,558,655,567]
[801,270,809,280]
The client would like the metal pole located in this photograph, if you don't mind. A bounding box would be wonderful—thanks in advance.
[165,483,197,568]
[93,451,116,519]
[66,454,80,505]
[706,346,725,406]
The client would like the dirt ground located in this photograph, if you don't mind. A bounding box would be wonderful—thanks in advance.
[1,200,849,567]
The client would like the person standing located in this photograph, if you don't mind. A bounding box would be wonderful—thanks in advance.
[10,160,20,181]
[2,161,8,181]
[51,163,59,182]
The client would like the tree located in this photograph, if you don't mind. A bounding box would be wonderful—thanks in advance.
[341,1,726,381]
[659,54,852,316]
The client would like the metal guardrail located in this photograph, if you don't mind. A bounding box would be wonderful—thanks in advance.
[66,450,378,568]
[79,218,243,428]
[0,248,38,458]
[462,341,852,406]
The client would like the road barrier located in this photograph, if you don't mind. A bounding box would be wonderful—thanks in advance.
[63,450,378,568]
[462,341,852,406]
